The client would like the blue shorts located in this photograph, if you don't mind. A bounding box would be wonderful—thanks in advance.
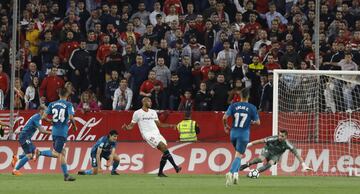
[90,152,110,168]
[20,139,36,154]
[53,136,67,153]
[230,136,248,154]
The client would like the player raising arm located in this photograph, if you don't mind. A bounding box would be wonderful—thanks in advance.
[78,130,120,175]
[223,88,260,186]
[12,105,51,176]
[122,97,181,177]
[240,129,313,176]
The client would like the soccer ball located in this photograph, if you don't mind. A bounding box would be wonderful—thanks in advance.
[248,169,260,179]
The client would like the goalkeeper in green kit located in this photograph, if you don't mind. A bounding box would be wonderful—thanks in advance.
[240,130,313,176]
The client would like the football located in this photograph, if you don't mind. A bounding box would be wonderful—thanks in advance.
[248,169,260,179]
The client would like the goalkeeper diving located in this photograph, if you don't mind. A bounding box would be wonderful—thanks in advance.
[240,130,313,175]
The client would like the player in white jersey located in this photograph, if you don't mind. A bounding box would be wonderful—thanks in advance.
[122,97,182,177]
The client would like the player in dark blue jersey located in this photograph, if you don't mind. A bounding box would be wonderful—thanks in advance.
[11,105,51,176]
[222,88,260,186]
[38,88,77,181]
[239,130,312,176]
[78,130,120,175]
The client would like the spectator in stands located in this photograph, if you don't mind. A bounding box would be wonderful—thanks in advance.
[40,66,65,104]
[131,2,150,25]
[242,13,261,41]
[113,78,133,111]
[154,14,170,41]
[14,59,25,81]
[25,21,40,59]
[0,64,9,109]
[218,58,233,83]
[337,52,358,71]
[238,41,253,64]
[194,82,212,111]
[140,39,157,69]
[169,39,183,72]
[259,73,273,112]
[150,2,166,26]
[165,4,180,24]
[183,35,203,64]
[216,39,237,67]
[69,40,91,94]
[104,44,123,78]
[14,78,25,109]
[24,76,40,110]
[38,30,58,69]
[86,9,101,32]
[263,2,288,29]
[210,73,229,111]
[153,57,171,88]
[177,55,193,91]
[22,62,43,90]
[58,31,79,64]
[155,39,171,67]
[280,43,301,69]
[249,55,266,73]
[77,1,90,34]
[133,17,146,36]
[150,82,167,110]
[142,23,158,44]
[264,53,281,73]
[122,44,137,73]
[178,90,194,111]
[96,35,111,65]
[45,56,67,79]
[168,73,182,110]
[139,70,163,99]
[104,70,119,110]
[228,79,243,104]
[253,30,271,54]
[77,90,100,113]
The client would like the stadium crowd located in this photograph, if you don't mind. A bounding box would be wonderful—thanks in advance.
[0,0,359,112]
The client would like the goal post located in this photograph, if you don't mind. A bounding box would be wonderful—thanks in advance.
[272,70,360,176]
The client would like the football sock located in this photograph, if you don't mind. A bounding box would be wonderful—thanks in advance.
[18,154,26,159]
[159,154,168,174]
[163,150,177,169]
[15,156,29,170]
[230,157,241,173]
[40,150,54,157]
[249,157,262,165]
[61,164,69,177]
[112,161,119,172]
[258,163,272,173]
[84,169,93,175]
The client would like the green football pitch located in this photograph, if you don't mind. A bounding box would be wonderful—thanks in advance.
[1,174,359,194]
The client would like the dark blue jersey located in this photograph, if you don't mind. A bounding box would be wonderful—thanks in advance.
[19,113,41,144]
[225,102,259,141]
[90,136,117,156]
[46,99,74,138]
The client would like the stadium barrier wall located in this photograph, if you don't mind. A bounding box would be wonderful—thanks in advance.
[1,141,358,175]
[0,110,273,142]
[2,110,359,142]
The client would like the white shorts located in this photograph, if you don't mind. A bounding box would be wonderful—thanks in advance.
[143,133,167,148]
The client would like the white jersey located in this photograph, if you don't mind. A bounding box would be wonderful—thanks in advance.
[131,108,166,148]
[131,108,161,137]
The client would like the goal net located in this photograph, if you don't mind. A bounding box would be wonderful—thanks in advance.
[273,70,360,176]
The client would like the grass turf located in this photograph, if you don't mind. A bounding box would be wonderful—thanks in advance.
[0,174,359,194]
